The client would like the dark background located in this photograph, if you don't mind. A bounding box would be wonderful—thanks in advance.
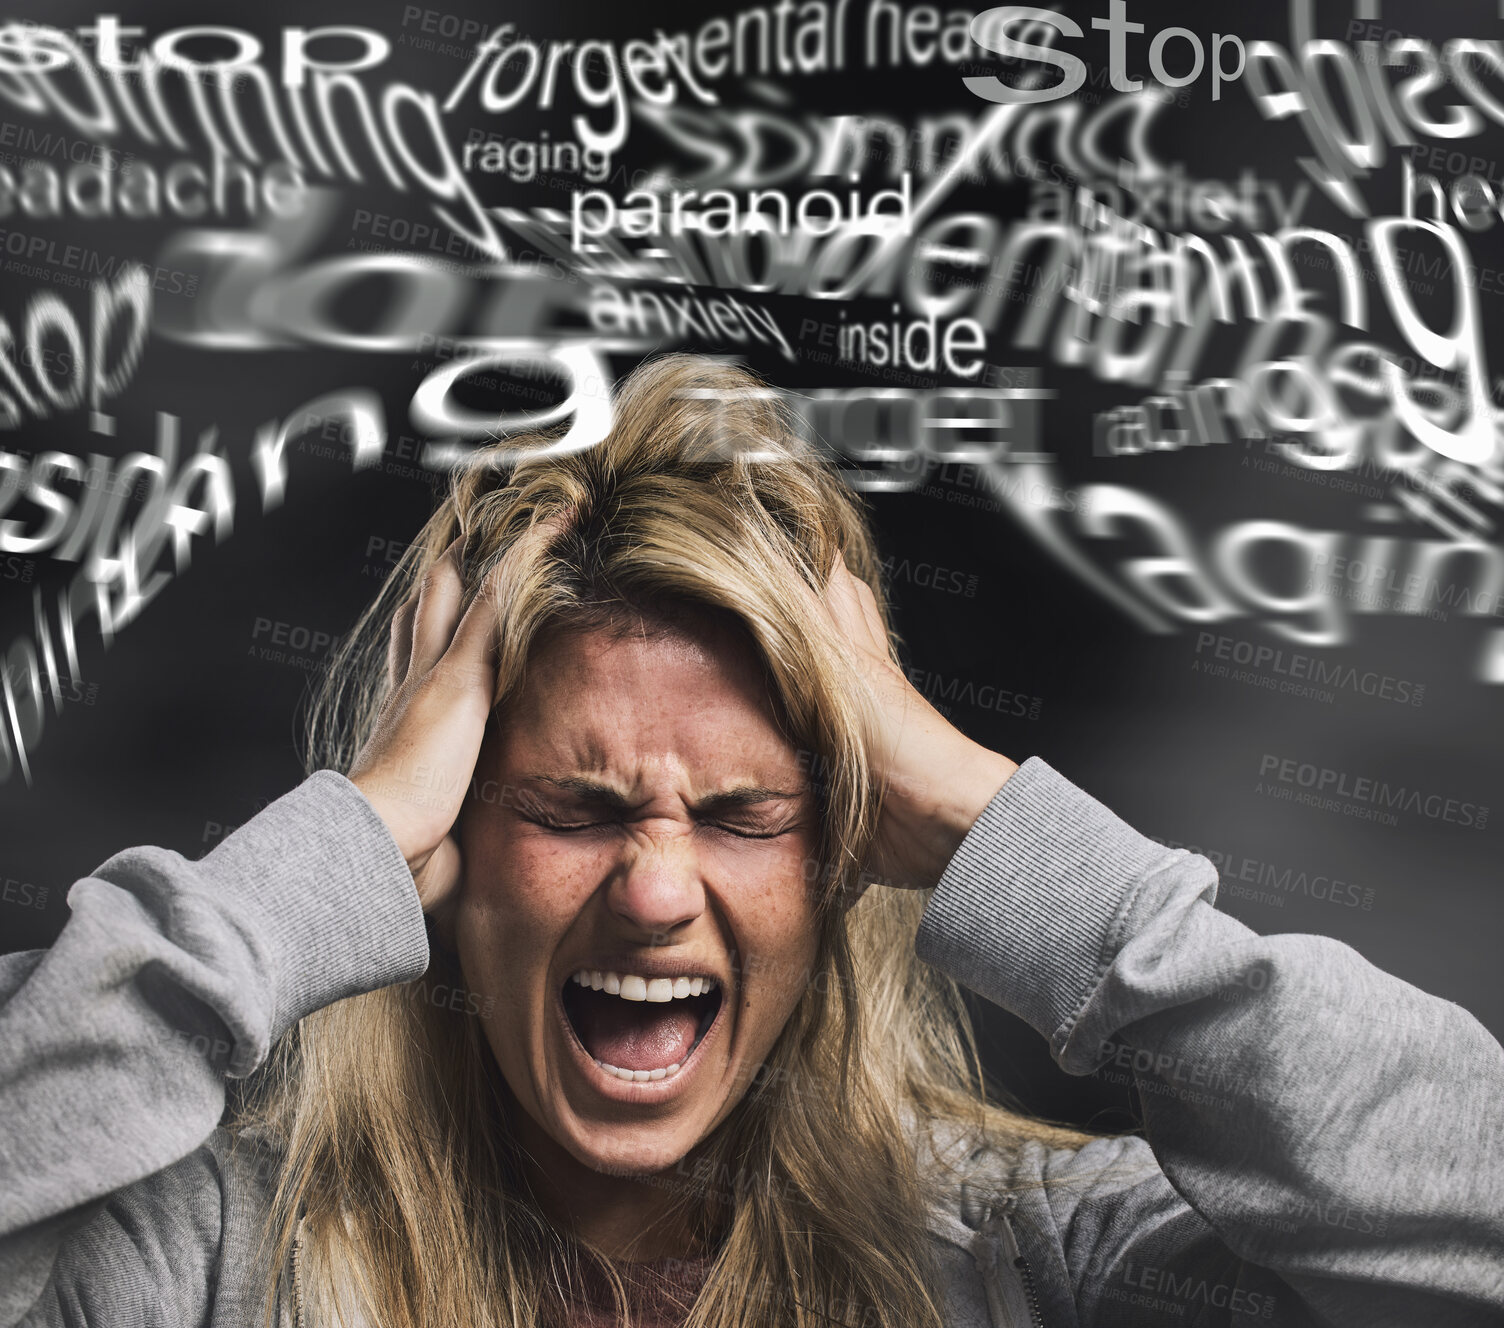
[0,0,1500,1135]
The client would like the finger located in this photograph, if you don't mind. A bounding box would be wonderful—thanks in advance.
[416,835,465,918]
[443,512,570,688]
[846,567,891,656]
[823,553,887,657]
[441,576,502,699]
[387,595,418,691]
[410,542,467,675]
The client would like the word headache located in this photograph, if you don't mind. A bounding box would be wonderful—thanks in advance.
[0,152,304,223]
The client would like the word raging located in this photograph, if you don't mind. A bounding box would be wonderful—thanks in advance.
[569,176,914,250]
[964,1,1246,104]
[461,130,610,185]
[966,456,1504,661]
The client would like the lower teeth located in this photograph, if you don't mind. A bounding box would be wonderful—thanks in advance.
[595,1059,682,1082]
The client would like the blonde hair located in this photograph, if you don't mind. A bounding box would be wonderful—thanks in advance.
[240,355,1091,1328]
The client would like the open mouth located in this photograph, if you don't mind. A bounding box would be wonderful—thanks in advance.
[561,969,723,1083]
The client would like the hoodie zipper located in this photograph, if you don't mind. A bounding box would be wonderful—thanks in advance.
[1012,1252,1044,1328]
[290,1223,307,1328]
[991,1201,1045,1328]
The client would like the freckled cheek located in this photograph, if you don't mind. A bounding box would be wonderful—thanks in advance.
[456,834,608,997]
[726,843,821,1029]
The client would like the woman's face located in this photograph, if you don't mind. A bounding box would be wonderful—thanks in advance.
[457,613,821,1178]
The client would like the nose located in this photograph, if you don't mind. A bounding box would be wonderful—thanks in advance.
[607,828,706,941]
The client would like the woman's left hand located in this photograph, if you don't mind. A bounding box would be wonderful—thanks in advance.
[817,552,1018,901]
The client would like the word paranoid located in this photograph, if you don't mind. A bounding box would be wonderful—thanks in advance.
[571,176,914,250]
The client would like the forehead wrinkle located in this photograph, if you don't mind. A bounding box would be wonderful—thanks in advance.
[524,774,808,810]
[521,708,801,796]
[507,622,805,803]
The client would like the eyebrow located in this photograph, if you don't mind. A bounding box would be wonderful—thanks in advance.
[524,775,805,815]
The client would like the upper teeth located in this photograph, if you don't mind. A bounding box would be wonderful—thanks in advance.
[570,970,718,1001]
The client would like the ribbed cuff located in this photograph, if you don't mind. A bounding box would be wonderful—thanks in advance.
[915,757,1201,1052]
[201,770,430,1050]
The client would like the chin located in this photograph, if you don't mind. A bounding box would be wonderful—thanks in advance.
[566,1116,710,1179]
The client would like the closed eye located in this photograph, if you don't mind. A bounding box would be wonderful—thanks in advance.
[701,822,797,841]
[523,814,611,834]
[523,814,793,840]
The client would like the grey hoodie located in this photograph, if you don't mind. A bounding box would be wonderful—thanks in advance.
[1,757,1500,1327]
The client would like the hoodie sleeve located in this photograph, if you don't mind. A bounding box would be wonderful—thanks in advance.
[915,756,1504,1328]
[0,771,429,1328]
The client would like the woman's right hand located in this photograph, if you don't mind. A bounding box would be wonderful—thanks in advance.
[347,539,503,916]
[816,551,1017,901]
